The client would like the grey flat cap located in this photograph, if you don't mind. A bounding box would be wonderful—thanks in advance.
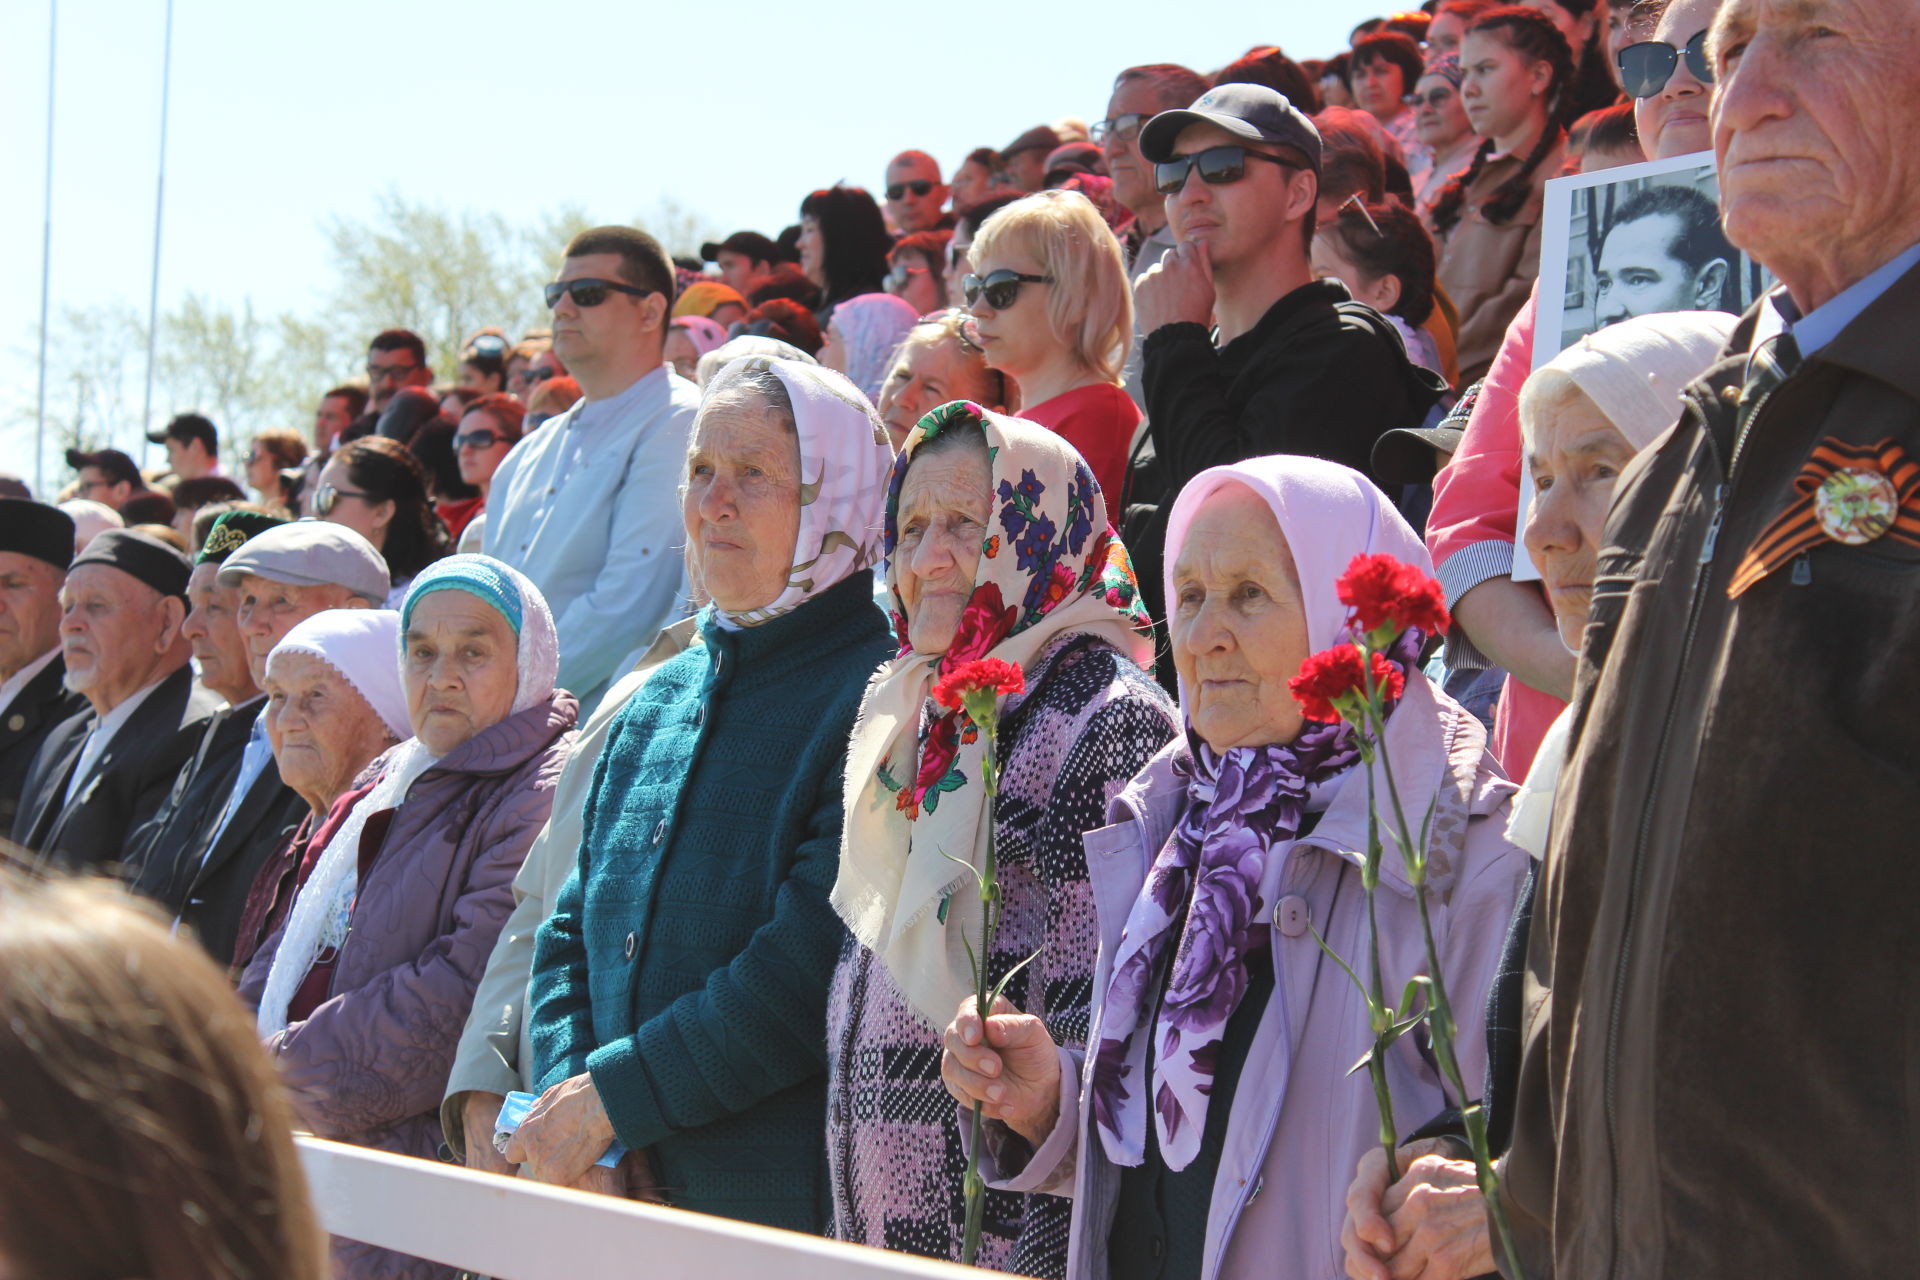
[216,519,390,602]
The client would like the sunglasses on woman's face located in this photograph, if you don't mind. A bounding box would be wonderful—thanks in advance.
[886,262,931,292]
[543,277,655,309]
[1618,28,1713,98]
[963,269,1054,311]
[1404,87,1455,108]
[886,179,935,200]
[1154,145,1292,196]
[453,430,506,451]
[310,481,373,518]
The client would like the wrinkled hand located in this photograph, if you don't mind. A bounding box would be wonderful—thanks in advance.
[501,1072,616,1187]
[459,1090,514,1176]
[1133,238,1216,336]
[940,995,1061,1147]
[1341,1141,1495,1280]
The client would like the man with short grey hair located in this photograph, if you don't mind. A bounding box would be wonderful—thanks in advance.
[882,150,951,233]
[1502,0,1920,1273]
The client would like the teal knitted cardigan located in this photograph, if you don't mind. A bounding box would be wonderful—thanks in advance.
[529,570,891,1232]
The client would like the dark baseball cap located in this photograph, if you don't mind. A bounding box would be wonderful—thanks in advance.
[1139,84,1323,173]
[146,411,218,449]
[700,231,781,265]
[65,448,143,487]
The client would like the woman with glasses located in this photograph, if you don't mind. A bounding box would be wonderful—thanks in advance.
[450,393,526,554]
[244,428,309,516]
[886,229,953,317]
[460,330,510,394]
[313,437,451,607]
[797,185,893,327]
[1623,0,1716,160]
[1409,55,1483,228]
[1432,5,1574,382]
[964,189,1138,500]
[946,193,1027,311]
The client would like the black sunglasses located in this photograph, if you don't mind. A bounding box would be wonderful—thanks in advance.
[1404,87,1455,108]
[1618,29,1713,98]
[366,361,419,382]
[1154,145,1292,196]
[1090,113,1147,145]
[310,481,374,517]
[543,277,654,309]
[963,269,1053,311]
[453,429,507,451]
[886,179,935,200]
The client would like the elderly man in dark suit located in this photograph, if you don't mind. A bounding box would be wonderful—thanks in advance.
[1496,0,1920,1275]
[0,500,85,833]
[12,530,221,870]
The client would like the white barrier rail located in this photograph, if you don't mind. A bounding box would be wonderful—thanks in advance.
[296,1136,984,1280]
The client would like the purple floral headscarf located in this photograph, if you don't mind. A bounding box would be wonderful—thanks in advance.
[1091,456,1432,1171]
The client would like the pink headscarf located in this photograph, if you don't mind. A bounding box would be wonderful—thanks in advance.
[671,315,730,357]
[828,293,921,401]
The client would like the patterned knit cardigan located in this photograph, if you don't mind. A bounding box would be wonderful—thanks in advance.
[529,570,893,1233]
[826,634,1178,1275]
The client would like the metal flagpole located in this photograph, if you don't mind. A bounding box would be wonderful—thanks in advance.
[139,0,175,458]
[34,0,57,497]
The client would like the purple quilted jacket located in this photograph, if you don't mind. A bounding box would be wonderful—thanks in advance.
[239,690,576,1280]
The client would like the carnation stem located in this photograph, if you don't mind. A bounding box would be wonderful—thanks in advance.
[960,701,1002,1268]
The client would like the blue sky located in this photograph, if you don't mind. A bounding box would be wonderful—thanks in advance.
[0,0,1394,485]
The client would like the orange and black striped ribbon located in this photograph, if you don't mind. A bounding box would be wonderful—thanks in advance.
[1728,437,1920,598]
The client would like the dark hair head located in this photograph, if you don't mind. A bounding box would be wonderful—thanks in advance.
[1604,182,1737,306]
[333,436,450,582]
[956,191,1028,239]
[170,475,247,512]
[0,871,328,1280]
[1431,6,1575,235]
[892,229,954,299]
[1323,51,1353,91]
[119,491,176,527]
[162,412,219,454]
[323,384,369,419]
[740,299,825,356]
[1569,100,1640,160]
[562,224,675,300]
[1324,199,1439,325]
[1213,47,1321,114]
[374,385,445,447]
[747,264,824,310]
[1314,107,1389,206]
[369,329,427,365]
[249,427,308,473]
[463,392,527,442]
[962,146,1000,172]
[407,420,479,503]
[1115,63,1213,113]
[798,186,893,307]
[1351,31,1427,96]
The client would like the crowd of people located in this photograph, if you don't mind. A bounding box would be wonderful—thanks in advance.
[2,0,1916,1276]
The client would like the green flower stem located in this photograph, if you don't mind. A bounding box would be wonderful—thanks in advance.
[960,693,1002,1268]
[1360,767,1399,1178]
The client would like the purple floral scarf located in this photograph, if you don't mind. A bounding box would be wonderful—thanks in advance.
[1090,629,1421,1171]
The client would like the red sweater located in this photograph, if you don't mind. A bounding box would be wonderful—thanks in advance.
[1019,382,1140,504]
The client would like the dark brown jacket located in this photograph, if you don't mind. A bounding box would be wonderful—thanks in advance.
[1502,264,1920,1278]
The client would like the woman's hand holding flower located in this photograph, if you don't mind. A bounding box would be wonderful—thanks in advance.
[941,995,1062,1146]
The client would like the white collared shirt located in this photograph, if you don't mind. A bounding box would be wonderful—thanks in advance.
[64,675,167,803]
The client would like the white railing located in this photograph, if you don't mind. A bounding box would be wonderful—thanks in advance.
[296,1137,983,1280]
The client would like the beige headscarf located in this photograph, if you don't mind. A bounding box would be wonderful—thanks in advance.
[834,401,1154,1030]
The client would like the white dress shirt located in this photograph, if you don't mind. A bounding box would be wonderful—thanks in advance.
[64,676,166,803]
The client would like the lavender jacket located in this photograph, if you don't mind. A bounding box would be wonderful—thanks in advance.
[239,691,576,1275]
[976,676,1527,1280]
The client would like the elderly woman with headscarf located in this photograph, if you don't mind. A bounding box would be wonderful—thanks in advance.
[509,358,895,1231]
[238,557,578,1280]
[1341,311,1734,1280]
[828,404,1177,1273]
[820,292,922,401]
[694,335,819,387]
[941,456,1530,1280]
[665,315,731,381]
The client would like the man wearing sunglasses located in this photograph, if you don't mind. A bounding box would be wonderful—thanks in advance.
[882,150,951,234]
[1123,84,1444,637]
[364,329,433,414]
[1500,0,1920,1275]
[483,225,701,715]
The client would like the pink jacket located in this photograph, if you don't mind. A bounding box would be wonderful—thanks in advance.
[1425,290,1565,776]
[977,676,1528,1280]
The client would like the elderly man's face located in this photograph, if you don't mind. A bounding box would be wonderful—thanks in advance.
[1524,386,1641,649]
[235,575,366,686]
[264,650,396,815]
[0,552,63,679]
[1594,211,1727,323]
[1169,484,1312,751]
[59,565,180,712]
[181,563,257,706]
[682,392,803,614]
[1712,0,1920,307]
[886,153,950,234]
[894,437,992,655]
[1104,79,1171,217]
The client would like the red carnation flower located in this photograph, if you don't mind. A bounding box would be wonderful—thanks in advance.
[932,657,1027,711]
[1337,553,1450,638]
[1289,644,1405,723]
